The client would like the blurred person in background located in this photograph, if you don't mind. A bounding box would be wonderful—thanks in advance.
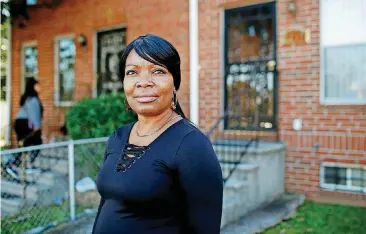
[5,77,43,179]
[92,34,223,234]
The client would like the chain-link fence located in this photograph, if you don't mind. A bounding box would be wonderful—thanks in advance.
[73,139,107,216]
[0,138,107,234]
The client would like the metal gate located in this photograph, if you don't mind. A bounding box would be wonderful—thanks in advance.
[224,2,277,131]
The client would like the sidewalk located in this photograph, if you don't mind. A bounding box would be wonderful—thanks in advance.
[46,193,304,234]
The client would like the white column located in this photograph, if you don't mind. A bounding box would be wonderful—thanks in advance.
[189,0,199,125]
[5,22,12,145]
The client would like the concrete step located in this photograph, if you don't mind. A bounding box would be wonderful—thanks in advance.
[221,163,259,180]
[224,178,249,198]
[41,148,68,160]
[224,178,248,196]
[213,141,286,162]
[1,179,68,216]
[17,170,66,186]
[221,193,305,233]
[33,158,68,174]
[1,180,49,198]
[1,197,24,216]
[222,191,250,228]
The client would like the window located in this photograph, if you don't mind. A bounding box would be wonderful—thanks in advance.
[54,37,75,106]
[320,163,366,193]
[22,44,38,92]
[320,0,366,104]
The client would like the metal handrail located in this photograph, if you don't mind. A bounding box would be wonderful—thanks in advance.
[0,137,108,156]
[206,94,243,137]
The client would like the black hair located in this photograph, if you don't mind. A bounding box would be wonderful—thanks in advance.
[20,77,39,106]
[20,77,44,118]
[119,34,186,119]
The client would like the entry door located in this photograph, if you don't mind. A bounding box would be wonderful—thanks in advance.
[224,2,277,131]
[96,28,126,96]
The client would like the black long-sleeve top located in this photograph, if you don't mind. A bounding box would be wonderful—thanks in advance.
[92,119,223,234]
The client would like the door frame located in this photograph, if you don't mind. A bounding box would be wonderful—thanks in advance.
[93,25,127,98]
[223,1,278,131]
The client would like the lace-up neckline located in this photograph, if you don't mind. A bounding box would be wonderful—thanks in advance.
[115,144,150,172]
[115,119,184,173]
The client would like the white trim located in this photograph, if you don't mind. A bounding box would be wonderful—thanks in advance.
[319,0,366,105]
[20,41,37,93]
[93,25,127,98]
[4,23,12,145]
[320,98,366,105]
[92,30,98,98]
[219,8,225,132]
[54,34,75,107]
[319,0,325,105]
[320,162,366,193]
[189,0,199,125]
[321,162,366,170]
[346,168,352,187]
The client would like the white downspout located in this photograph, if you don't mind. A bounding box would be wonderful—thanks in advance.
[189,0,199,125]
[5,22,12,146]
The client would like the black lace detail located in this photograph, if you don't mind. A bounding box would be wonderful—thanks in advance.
[115,144,150,172]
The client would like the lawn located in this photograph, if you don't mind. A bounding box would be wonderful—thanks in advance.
[1,203,90,234]
[262,201,366,234]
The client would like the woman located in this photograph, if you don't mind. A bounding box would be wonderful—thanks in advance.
[6,78,43,178]
[92,34,223,234]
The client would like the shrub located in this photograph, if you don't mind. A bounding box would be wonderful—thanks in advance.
[66,93,137,140]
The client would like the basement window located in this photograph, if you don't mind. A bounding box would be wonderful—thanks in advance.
[320,162,366,193]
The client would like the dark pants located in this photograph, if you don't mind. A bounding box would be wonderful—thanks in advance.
[13,119,42,167]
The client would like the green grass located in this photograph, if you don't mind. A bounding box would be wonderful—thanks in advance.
[1,203,89,234]
[262,201,366,234]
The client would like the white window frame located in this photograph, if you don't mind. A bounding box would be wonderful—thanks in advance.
[320,0,366,105]
[54,34,75,107]
[21,41,38,93]
[320,162,366,193]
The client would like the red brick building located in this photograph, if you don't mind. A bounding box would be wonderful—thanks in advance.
[8,0,366,202]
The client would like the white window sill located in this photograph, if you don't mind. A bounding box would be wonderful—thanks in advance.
[320,184,366,193]
[55,101,74,107]
[320,98,366,105]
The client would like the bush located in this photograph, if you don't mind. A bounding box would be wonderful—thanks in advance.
[66,93,137,140]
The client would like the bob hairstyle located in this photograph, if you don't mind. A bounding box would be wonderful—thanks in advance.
[119,34,186,118]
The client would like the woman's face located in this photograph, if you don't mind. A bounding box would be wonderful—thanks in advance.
[123,50,175,116]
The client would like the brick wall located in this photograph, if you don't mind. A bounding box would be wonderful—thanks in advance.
[197,0,365,200]
[11,0,190,142]
[276,0,365,199]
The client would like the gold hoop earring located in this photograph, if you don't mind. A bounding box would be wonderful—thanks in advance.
[124,99,131,112]
[171,91,177,110]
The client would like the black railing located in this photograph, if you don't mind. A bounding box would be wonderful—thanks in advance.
[206,95,260,184]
